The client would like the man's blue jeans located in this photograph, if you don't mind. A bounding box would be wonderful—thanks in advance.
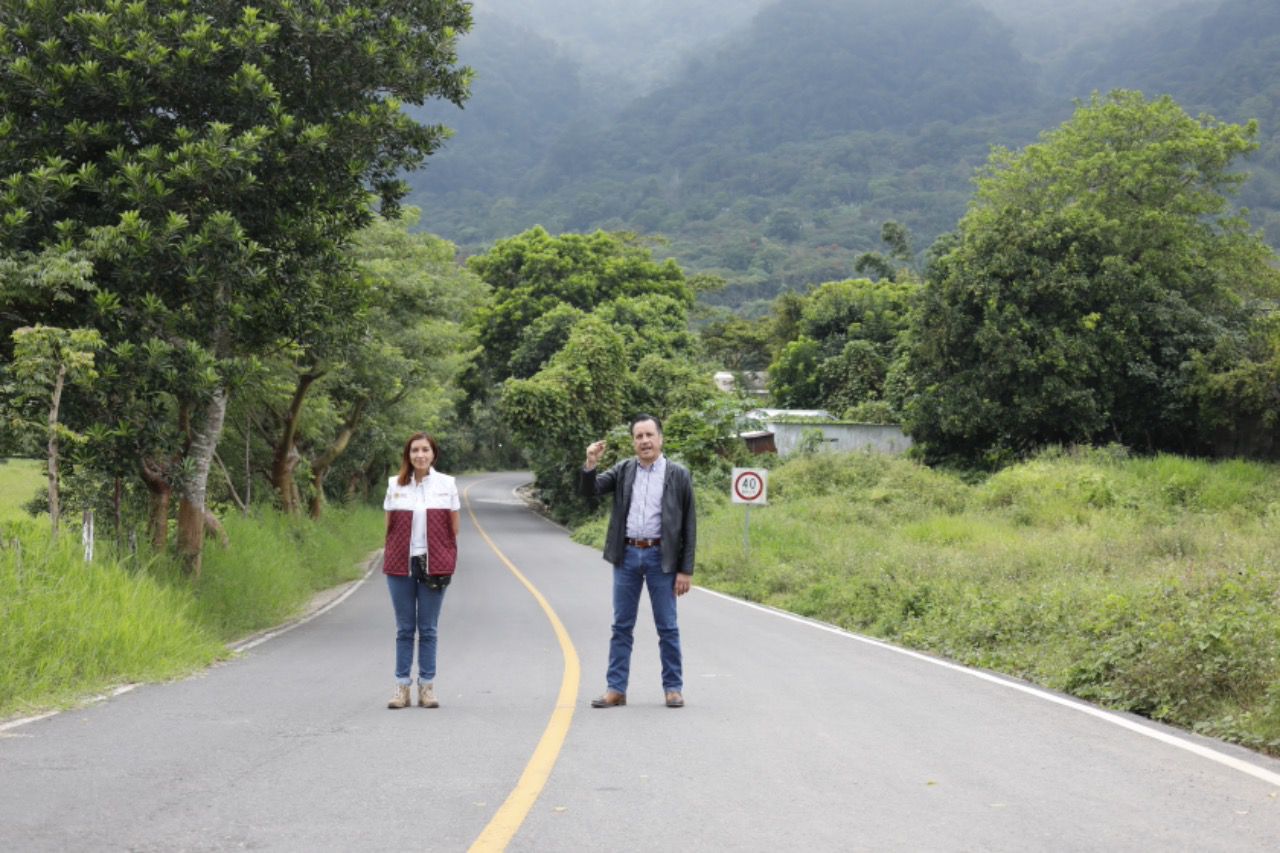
[607,544,682,693]
[386,574,446,684]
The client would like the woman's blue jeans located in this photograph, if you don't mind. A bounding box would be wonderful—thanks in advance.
[386,574,446,684]
[607,544,682,693]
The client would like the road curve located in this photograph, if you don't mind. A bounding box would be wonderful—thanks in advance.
[2,471,1278,851]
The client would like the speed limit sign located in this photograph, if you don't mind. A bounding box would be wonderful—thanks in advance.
[731,468,768,505]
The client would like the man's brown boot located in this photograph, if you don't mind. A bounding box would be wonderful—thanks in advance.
[590,690,626,708]
[418,681,439,708]
[387,683,411,709]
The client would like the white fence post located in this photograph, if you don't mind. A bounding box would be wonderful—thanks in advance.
[82,509,94,562]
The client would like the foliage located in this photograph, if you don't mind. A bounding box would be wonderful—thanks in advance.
[663,395,752,477]
[767,337,824,408]
[499,315,627,516]
[7,325,102,437]
[508,303,585,379]
[0,247,98,459]
[698,312,774,371]
[677,447,1280,755]
[1183,314,1280,460]
[217,210,488,517]
[904,91,1280,466]
[470,227,719,510]
[6,324,104,533]
[1056,1,1279,139]
[766,273,917,415]
[0,0,473,569]
[467,226,694,381]
[470,226,747,515]
[841,399,899,425]
[854,221,916,282]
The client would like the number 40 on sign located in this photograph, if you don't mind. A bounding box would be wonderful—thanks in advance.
[731,468,768,505]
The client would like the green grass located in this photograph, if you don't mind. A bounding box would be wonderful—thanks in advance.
[0,502,382,719]
[579,447,1280,755]
[185,507,382,639]
[0,458,43,525]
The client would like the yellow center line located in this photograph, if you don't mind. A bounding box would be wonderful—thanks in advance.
[464,478,581,852]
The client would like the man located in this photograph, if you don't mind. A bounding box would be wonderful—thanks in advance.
[580,413,696,709]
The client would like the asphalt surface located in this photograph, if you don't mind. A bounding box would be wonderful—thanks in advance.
[2,471,1279,851]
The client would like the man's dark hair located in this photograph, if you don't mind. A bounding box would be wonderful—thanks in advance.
[630,413,663,435]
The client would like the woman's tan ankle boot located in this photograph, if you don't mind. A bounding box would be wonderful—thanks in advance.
[387,683,411,709]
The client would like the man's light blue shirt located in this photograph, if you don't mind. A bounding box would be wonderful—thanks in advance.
[625,455,666,539]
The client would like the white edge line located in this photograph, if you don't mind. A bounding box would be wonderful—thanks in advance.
[1,684,141,734]
[697,586,1280,789]
[0,557,377,733]
[508,480,572,533]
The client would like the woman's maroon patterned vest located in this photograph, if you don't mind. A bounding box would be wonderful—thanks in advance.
[384,509,458,576]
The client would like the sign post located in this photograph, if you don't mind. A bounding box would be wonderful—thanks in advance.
[730,467,768,559]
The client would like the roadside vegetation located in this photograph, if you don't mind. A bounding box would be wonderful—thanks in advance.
[686,448,1280,755]
[0,461,380,719]
[0,459,41,524]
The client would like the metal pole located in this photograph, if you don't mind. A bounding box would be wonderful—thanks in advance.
[743,504,750,561]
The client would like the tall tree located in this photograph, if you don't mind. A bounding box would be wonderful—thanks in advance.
[467,227,694,383]
[499,315,627,516]
[0,0,472,573]
[303,213,485,517]
[904,91,1280,465]
[7,324,102,537]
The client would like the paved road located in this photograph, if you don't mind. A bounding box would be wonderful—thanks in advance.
[3,472,1280,851]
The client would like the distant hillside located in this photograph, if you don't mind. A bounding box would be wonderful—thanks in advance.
[585,0,1036,158]
[403,15,595,238]
[469,0,772,99]
[975,0,1214,62]
[408,0,1280,308]
[1053,0,1280,241]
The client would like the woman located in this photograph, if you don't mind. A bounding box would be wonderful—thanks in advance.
[382,432,460,709]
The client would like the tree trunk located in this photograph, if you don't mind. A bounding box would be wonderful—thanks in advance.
[176,388,228,577]
[344,468,365,502]
[203,507,229,547]
[272,372,320,514]
[46,362,66,540]
[140,458,170,550]
[308,399,366,519]
[213,450,247,515]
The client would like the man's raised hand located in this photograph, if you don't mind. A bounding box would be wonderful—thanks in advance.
[585,439,607,470]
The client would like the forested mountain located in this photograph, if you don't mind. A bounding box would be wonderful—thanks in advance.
[404,15,595,237]
[407,0,1279,308]
[1052,0,1280,239]
[594,0,1036,152]
[470,0,772,100]
[977,0,1210,61]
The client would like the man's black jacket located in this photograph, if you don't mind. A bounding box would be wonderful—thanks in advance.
[579,457,696,575]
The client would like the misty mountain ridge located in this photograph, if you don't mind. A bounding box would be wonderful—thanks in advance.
[409,0,1277,307]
